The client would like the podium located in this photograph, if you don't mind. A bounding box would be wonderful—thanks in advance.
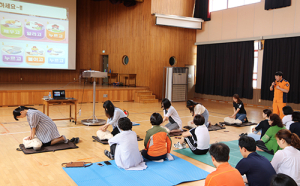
[81,70,107,126]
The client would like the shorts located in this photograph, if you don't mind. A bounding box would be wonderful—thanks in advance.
[165,122,180,131]
[184,136,209,155]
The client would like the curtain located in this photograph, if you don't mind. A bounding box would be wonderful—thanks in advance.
[265,0,291,10]
[261,37,300,103]
[194,0,211,21]
[195,41,254,99]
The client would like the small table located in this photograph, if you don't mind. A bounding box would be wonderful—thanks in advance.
[42,98,78,124]
[119,74,137,87]
[108,73,118,85]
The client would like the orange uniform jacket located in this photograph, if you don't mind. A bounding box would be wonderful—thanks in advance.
[273,79,290,103]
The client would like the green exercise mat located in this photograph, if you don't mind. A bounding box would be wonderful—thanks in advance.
[174,140,274,168]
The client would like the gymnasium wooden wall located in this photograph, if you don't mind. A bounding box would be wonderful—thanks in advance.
[0,0,197,99]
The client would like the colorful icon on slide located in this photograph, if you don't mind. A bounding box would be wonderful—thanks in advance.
[24,21,45,40]
[25,45,45,66]
[2,45,23,65]
[46,23,65,41]
[47,47,65,64]
[1,19,23,38]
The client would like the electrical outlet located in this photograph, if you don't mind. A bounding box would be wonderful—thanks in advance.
[103,94,108,98]
[258,99,261,102]
[21,78,22,80]
[74,78,75,80]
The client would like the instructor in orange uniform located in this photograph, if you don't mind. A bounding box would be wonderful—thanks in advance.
[270,71,290,119]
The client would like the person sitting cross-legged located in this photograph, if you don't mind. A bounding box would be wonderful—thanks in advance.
[104,117,147,170]
[236,136,276,186]
[141,113,172,161]
[174,115,210,155]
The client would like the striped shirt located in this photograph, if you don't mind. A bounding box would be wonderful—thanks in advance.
[26,109,61,143]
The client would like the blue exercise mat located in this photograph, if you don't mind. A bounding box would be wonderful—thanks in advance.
[63,154,209,186]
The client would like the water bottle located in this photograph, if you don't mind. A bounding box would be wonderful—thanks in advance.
[48,92,51,99]
[109,69,111,73]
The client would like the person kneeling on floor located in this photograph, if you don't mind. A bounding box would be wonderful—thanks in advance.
[141,113,173,162]
[104,117,147,170]
[13,106,68,150]
[174,115,210,155]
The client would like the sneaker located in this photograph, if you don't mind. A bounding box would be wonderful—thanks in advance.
[239,133,248,137]
[104,150,114,160]
[173,142,186,149]
[153,159,164,162]
[62,135,68,143]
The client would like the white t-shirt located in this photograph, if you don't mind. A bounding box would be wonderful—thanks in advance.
[189,125,210,150]
[108,130,147,170]
[164,106,182,129]
[194,104,206,115]
[271,146,300,185]
[282,115,293,130]
[107,108,127,128]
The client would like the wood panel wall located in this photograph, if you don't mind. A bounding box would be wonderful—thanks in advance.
[195,89,300,110]
[0,87,147,106]
[0,0,197,99]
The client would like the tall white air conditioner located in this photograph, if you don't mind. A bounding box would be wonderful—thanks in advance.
[162,67,188,102]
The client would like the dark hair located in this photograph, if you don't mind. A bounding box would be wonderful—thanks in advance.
[187,100,201,115]
[292,111,300,122]
[13,106,37,121]
[282,106,293,115]
[233,94,241,103]
[263,109,272,117]
[103,100,115,118]
[270,173,297,186]
[238,136,256,152]
[276,129,300,149]
[193,114,205,126]
[270,114,284,127]
[275,71,283,77]
[209,143,230,162]
[150,113,163,125]
[118,117,132,131]
[161,98,171,110]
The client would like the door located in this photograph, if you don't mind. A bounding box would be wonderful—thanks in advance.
[101,55,109,85]
[185,65,195,99]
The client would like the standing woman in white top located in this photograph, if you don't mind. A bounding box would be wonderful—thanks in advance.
[13,106,68,146]
[187,100,210,128]
[99,100,127,136]
[161,98,182,133]
[271,129,300,185]
[282,106,294,130]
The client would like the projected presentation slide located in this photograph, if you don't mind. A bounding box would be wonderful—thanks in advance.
[0,0,69,69]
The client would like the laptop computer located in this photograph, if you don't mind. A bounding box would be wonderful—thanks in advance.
[52,90,66,100]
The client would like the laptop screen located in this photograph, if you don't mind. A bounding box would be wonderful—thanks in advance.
[52,90,65,99]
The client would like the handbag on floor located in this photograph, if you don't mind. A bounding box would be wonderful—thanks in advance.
[62,162,93,168]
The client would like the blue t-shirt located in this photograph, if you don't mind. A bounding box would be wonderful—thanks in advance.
[235,152,276,186]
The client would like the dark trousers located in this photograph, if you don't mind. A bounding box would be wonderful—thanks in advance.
[256,140,274,155]
[110,144,117,156]
[141,149,167,161]
[111,127,120,136]
[184,136,209,155]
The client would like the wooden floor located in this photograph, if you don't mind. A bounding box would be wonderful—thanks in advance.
[0,99,264,186]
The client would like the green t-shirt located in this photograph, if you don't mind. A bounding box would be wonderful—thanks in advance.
[262,125,285,153]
